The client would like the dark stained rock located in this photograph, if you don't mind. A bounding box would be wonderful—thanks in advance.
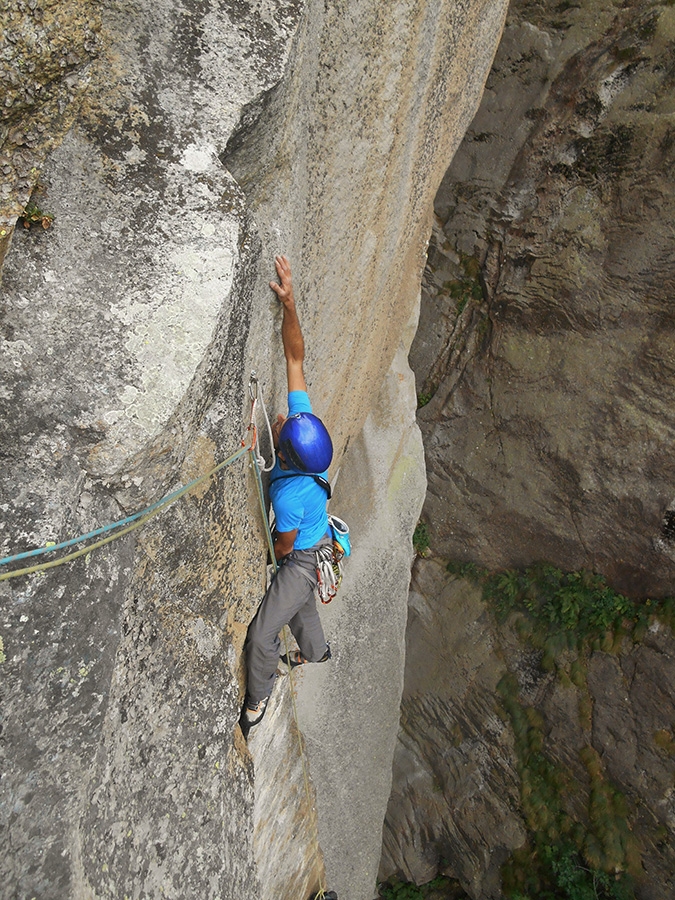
[380,565,525,899]
[382,558,675,899]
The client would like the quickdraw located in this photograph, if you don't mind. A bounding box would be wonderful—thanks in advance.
[315,540,344,604]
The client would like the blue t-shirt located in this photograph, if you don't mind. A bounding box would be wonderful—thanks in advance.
[269,390,329,550]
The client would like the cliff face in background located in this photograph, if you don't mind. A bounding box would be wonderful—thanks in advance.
[382,0,675,897]
[412,0,675,598]
[0,2,508,899]
[382,562,675,899]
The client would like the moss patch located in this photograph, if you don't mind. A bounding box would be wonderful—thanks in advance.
[377,875,469,900]
[444,254,484,318]
[446,561,673,649]
[413,521,430,557]
[498,668,638,899]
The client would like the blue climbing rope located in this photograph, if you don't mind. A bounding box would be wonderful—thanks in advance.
[0,478,224,567]
[0,429,256,581]
[0,443,251,581]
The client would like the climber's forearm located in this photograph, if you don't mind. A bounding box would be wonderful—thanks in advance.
[270,255,307,393]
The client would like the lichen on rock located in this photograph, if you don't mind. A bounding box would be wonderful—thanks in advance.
[0,0,102,267]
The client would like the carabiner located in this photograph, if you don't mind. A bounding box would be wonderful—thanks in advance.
[249,371,258,401]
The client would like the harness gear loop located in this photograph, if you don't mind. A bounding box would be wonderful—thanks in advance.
[314,542,343,605]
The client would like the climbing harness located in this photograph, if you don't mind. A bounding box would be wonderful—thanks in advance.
[315,516,350,605]
[314,543,341,605]
[267,469,351,605]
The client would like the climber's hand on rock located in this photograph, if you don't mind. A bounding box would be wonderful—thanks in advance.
[270,255,295,307]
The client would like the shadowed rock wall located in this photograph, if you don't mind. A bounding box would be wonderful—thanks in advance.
[411,0,675,598]
[0,1,507,898]
[382,562,675,899]
[381,0,675,897]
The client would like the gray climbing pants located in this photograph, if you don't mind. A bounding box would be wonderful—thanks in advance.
[245,537,331,703]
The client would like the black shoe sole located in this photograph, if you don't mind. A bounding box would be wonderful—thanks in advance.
[239,696,269,739]
[280,644,331,668]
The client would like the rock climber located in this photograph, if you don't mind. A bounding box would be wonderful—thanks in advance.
[240,255,334,737]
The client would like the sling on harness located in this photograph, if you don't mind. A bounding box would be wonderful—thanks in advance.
[270,472,350,604]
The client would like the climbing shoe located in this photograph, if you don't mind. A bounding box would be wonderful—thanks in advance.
[239,695,269,739]
[280,642,331,669]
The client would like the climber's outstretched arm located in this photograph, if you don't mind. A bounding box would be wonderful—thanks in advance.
[270,255,307,394]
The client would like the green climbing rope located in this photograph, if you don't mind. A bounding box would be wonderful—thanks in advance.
[0,441,253,582]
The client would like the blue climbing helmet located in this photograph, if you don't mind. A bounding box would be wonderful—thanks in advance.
[278,413,333,474]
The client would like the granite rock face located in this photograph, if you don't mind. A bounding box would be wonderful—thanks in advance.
[2,2,298,897]
[382,0,675,896]
[0,1,507,898]
[380,564,525,898]
[0,0,102,270]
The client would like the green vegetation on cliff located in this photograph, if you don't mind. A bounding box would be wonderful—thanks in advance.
[413,521,431,557]
[446,561,675,654]
[378,874,468,900]
[446,561,674,899]
[445,254,483,317]
[497,670,637,900]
